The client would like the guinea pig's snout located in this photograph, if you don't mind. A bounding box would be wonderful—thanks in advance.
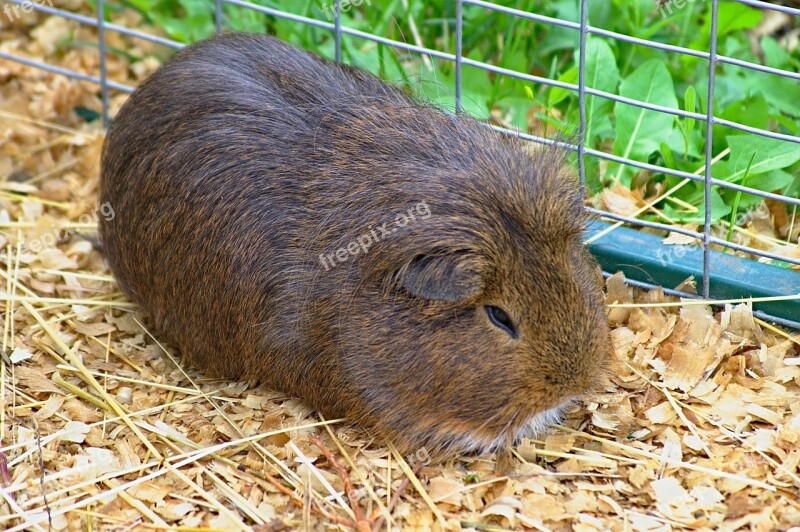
[539,349,598,392]
[535,308,610,395]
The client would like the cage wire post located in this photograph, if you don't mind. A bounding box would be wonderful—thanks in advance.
[96,0,110,128]
[1,0,799,327]
[455,0,463,114]
[334,0,342,63]
[576,0,589,187]
[0,49,134,93]
[703,0,720,299]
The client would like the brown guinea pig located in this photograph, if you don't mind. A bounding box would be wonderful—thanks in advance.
[100,32,611,456]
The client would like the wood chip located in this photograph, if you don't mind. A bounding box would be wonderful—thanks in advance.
[1,13,799,531]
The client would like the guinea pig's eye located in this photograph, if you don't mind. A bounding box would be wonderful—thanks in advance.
[485,305,517,338]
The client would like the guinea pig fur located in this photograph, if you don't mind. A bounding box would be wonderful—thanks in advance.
[100,32,612,457]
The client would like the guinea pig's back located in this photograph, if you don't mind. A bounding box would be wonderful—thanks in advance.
[99,32,505,389]
[100,34,403,380]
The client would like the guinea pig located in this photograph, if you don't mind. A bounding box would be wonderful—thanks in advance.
[99,32,611,456]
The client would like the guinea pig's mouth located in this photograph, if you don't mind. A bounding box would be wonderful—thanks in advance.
[457,403,571,455]
[514,402,571,441]
[438,402,573,456]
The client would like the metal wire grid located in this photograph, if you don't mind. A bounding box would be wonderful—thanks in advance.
[1,0,798,324]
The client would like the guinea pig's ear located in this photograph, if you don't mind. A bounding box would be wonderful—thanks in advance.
[395,252,483,302]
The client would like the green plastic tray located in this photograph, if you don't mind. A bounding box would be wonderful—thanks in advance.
[585,220,800,329]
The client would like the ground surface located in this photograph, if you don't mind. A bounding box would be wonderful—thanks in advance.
[1,6,800,532]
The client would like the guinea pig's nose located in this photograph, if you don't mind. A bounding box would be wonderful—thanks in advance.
[538,349,600,392]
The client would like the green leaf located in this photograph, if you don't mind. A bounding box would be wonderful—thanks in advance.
[664,187,730,224]
[665,127,703,159]
[747,170,796,193]
[583,157,603,195]
[660,142,677,171]
[718,135,800,183]
[683,85,696,149]
[538,0,579,55]
[690,3,762,54]
[772,115,800,135]
[761,37,791,69]
[547,66,578,108]
[721,170,796,213]
[726,152,755,243]
[719,2,763,34]
[783,171,800,199]
[748,73,800,118]
[706,2,762,37]
[718,93,769,131]
[583,37,619,146]
[464,472,480,484]
[612,60,678,179]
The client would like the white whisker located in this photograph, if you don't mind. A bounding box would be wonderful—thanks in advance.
[515,403,570,440]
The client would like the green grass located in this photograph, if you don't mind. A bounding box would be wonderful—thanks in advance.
[91,0,800,234]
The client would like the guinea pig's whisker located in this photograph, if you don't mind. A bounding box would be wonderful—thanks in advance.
[441,409,519,456]
[515,403,570,441]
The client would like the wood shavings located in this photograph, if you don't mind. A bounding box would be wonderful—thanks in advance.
[428,477,463,506]
[12,366,60,394]
[662,226,699,246]
[60,420,90,443]
[601,183,645,217]
[746,404,782,426]
[1,13,799,532]
[644,401,678,425]
[661,343,716,392]
[9,346,33,363]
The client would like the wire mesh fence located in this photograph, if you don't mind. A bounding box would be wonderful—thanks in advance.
[1,0,798,328]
